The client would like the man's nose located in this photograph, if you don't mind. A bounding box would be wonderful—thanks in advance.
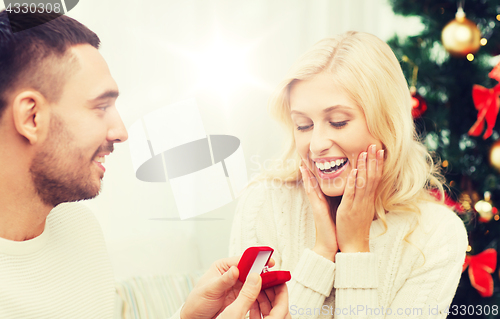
[107,107,128,143]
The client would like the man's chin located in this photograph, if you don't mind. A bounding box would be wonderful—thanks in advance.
[45,178,101,206]
[85,178,102,200]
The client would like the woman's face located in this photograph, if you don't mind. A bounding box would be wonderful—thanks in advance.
[289,72,383,197]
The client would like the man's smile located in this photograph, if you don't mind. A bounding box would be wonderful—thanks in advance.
[93,155,106,172]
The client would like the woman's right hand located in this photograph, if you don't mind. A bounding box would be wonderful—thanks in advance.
[299,161,338,262]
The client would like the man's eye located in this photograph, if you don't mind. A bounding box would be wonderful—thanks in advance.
[97,106,110,111]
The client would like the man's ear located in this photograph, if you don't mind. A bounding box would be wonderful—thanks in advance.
[12,90,49,144]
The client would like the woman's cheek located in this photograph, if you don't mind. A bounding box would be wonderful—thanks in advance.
[294,135,309,157]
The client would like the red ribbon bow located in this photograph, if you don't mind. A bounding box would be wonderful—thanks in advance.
[468,84,500,139]
[462,248,497,297]
[469,61,500,139]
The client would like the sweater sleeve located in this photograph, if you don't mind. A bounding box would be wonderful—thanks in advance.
[229,183,336,319]
[168,307,181,319]
[288,249,336,318]
[333,207,467,319]
[333,252,379,319]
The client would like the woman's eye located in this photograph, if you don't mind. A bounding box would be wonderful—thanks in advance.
[330,121,348,128]
[296,121,347,131]
[296,124,312,131]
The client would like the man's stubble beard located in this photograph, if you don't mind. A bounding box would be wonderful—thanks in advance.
[29,114,102,207]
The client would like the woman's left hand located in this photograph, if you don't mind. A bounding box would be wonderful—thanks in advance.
[335,144,384,253]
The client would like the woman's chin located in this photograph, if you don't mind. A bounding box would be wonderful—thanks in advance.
[323,190,344,198]
[317,176,346,197]
[319,184,345,197]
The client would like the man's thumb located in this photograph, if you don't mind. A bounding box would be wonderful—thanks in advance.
[217,273,262,318]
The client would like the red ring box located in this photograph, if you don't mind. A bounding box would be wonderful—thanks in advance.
[237,246,291,290]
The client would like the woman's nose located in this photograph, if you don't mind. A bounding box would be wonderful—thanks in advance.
[309,125,333,156]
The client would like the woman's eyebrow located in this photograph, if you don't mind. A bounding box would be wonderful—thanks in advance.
[290,105,354,116]
[322,105,354,113]
[290,110,306,116]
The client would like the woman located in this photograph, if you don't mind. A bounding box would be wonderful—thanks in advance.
[229,31,467,319]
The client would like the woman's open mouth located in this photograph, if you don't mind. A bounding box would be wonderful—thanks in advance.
[313,158,349,179]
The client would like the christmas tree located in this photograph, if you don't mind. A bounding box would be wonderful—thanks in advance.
[387,0,500,318]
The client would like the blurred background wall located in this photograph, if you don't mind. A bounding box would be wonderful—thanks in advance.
[0,0,423,280]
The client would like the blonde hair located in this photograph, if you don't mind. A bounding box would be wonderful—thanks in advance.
[262,31,445,228]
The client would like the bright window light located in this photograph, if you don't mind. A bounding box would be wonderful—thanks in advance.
[188,35,255,99]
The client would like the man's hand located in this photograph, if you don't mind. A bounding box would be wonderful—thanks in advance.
[180,256,290,319]
[217,274,290,319]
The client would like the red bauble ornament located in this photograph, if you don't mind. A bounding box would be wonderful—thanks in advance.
[411,87,427,118]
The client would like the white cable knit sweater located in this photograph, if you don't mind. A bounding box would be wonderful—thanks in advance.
[0,203,115,319]
[229,182,468,319]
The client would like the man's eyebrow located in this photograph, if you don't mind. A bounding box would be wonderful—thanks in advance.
[89,90,120,102]
[290,105,353,116]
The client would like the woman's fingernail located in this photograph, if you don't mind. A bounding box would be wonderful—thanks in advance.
[371,145,376,154]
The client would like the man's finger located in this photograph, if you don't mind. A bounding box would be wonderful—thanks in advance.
[214,256,241,273]
[207,266,239,296]
[256,290,272,315]
[267,258,276,268]
[249,301,262,319]
[266,283,290,318]
[217,273,262,318]
[263,286,276,303]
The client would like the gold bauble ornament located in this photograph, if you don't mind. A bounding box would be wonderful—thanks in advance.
[489,140,500,171]
[441,7,481,57]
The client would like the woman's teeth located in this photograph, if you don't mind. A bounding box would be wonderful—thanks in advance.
[315,158,347,173]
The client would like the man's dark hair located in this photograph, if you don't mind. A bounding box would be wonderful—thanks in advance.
[0,10,100,119]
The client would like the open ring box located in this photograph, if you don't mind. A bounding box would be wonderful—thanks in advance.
[237,246,291,290]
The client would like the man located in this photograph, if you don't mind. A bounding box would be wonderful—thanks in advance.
[0,10,289,319]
